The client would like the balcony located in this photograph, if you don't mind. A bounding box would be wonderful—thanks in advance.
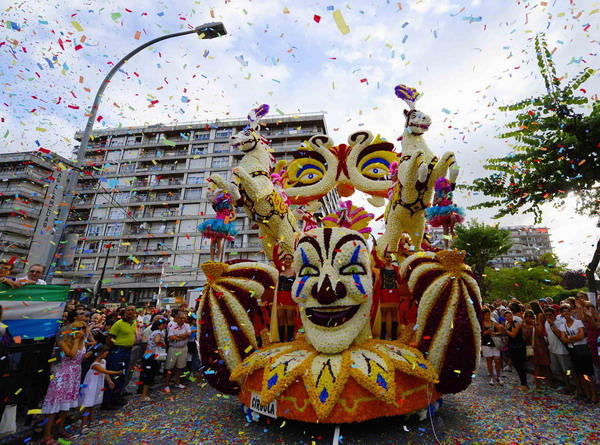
[139,149,189,159]
[76,183,97,191]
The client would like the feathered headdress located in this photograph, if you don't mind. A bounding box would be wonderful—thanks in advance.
[394,84,420,110]
[321,200,374,239]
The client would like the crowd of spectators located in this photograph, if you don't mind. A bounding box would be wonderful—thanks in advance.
[34,301,201,443]
[2,262,600,442]
[480,293,600,404]
[0,267,201,445]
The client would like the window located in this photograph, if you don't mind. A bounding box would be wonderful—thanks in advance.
[194,132,210,140]
[211,157,229,168]
[110,137,125,147]
[179,220,198,232]
[105,223,122,236]
[79,259,97,270]
[187,174,204,185]
[174,254,194,267]
[120,163,136,173]
[192,144,208,154]
[108,209,127,220]
[114,193,129,203]
[184,188,202,200]
[87,224,104,236]
[92,208,107,220]
[106,150,121,161]
[215,129,232,139]
[181,204,200,216]
[213,143,230,153]
[189,158,206,169]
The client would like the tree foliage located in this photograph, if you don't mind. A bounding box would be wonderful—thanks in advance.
[484,261,565,303]
[560,269,588,290]
[453,220,512,297]
[464,33,599,225]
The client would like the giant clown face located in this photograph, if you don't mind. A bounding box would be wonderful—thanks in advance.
[292,227,373,354]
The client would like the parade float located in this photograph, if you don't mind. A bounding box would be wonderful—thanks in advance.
[198,85,482,425]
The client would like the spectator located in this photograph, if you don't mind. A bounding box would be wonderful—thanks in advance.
[559,305,597,403]
[578,300,600,385]
[102,305,137,410]
[40,322,86,444]
[122,311,145,394]
[16,264,47,285]
[187,313,201,378]
[164,312,191,391]
[544,306,574,394]
[0,304,14,423]
[0,261,21,288]
[522,310,553,390]
[140,318,167,401]
[481,308,504,386]
[504,310,528,391]
[79,345,121,430]
[508,302,523,324]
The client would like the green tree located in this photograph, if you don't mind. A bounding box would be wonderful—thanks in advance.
[453,220,512,297]
[485,265,565,303]
[485,256,566,303]
[464,33,599,225]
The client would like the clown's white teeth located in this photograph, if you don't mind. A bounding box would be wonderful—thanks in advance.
[310,306,352,313]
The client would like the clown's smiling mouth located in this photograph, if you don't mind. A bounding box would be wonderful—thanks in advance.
[305,305,360,327]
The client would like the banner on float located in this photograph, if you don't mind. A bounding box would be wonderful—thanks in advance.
[0,284,70,339]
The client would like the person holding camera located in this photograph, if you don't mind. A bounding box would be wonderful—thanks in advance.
[504,310,528,391]
[559,305,597,403]
[481,308,504,386]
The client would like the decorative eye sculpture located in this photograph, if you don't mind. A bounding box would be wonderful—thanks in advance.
[283,131,398,206]
[283,135,338,205]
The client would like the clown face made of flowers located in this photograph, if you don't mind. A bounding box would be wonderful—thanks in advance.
[229,227,440,423]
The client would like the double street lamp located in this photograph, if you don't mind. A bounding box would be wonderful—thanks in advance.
[45,22,227,302]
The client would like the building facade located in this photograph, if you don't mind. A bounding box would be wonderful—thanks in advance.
[0,151,72,274]
[52,113,337,305]
[429,225,554,268]
[488,225,553,268]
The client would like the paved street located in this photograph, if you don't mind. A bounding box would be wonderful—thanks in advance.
[59,362,599,445]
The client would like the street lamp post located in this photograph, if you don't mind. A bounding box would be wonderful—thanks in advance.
[93,243,112,307]
[44,22,227,281]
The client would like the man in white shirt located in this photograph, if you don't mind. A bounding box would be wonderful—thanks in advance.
[17,264,47,285]
[544,306,574,393]
[164,312,191,390]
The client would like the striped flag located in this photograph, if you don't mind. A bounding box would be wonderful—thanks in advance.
[0,284,70,339]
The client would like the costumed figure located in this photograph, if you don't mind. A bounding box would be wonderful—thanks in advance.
[197,188,237,262]
[370,239,417,341]
[425,177,465,249]
[209,104,299,260]
[270,252,298,343]
[292,207,319,232]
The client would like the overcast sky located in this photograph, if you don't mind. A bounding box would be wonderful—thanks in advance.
[1,0,598,268]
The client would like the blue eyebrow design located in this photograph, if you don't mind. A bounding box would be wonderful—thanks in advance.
[301,248,310,266]
[353,274,366,295]
[350,245,361,263]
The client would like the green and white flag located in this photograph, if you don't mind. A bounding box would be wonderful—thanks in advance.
[0,284,70,339]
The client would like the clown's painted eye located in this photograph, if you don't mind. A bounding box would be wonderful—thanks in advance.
[340,263,367,276]
[299,265,319,277]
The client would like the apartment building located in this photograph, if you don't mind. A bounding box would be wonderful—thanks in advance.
[488,225,553,268]
[52,113,339,305]
[0,151,73,273]
[429,225,554,268]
